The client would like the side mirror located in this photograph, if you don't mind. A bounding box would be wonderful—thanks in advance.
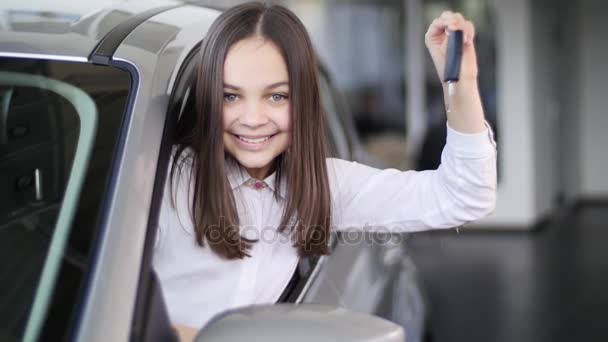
[195,304,405,342]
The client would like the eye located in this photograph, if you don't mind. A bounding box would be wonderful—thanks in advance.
[224,93,239,102]
[269,93,288,102]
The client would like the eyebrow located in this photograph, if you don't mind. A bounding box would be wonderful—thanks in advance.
[223,81,289,91]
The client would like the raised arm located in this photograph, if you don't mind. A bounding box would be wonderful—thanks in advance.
[329,122,497,232]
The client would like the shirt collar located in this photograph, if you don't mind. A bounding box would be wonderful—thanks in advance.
[225,157,287,199]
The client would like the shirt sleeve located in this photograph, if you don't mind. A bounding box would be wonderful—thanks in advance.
[328,121,497,232]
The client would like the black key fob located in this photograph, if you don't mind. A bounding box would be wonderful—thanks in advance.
[444,30,464,83]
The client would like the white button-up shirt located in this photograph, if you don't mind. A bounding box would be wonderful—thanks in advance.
[153,123,497,328]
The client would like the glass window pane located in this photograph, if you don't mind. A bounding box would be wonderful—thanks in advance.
[0,57,131,341]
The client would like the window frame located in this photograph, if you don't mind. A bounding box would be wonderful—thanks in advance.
[128,44,202,342]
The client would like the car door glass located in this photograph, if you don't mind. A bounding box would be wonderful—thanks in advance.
[0,58,132,342]
[0,70,97,341]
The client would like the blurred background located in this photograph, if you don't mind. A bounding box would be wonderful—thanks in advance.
[2,0,607,341]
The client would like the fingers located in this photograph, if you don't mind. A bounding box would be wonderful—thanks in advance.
[464,20,475,45]
[426,11,476,45]
[425,18,445,41]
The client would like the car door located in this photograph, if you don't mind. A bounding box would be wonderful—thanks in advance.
[0,56,132,341]
[298,67,428,342]
[127,44,201,342]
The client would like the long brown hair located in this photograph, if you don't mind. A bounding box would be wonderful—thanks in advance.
[171,2,332,259]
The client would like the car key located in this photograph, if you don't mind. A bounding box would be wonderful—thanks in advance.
[444,30,464,99]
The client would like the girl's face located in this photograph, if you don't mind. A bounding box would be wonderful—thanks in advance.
[222,37,291,180]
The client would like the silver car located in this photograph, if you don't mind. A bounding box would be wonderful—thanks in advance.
[0,1,427,341]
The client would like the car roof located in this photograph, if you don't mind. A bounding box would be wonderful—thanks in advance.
[0,0,186,61]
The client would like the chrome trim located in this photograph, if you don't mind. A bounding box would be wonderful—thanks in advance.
[295,254,328,304]
[295,232,339,303]
[112,57,140,71]
[0,52,88,63]
[178,86,191,120]
[34,168,42,201]
[0,87,12,144]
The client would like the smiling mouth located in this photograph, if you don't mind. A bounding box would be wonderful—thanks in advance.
[233,133,276,144]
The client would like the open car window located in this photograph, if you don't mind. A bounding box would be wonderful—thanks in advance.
[0,57,131,342]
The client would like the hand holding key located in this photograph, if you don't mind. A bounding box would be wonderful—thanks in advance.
[425,11,478,84]
[424,10,486,134]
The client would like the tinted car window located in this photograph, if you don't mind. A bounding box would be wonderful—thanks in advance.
[0,57,131,341]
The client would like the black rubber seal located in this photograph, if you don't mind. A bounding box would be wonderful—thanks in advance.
[90,5,181,65]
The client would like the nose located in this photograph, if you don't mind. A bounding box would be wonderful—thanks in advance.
[238,100,269,128]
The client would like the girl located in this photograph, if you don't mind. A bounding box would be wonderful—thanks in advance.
[153,1,497,338]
